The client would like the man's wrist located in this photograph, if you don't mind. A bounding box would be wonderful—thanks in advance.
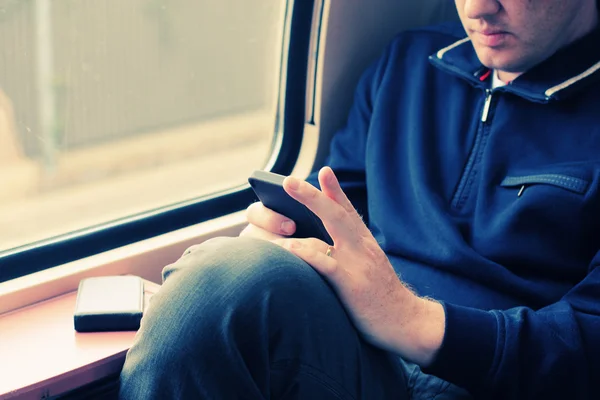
[393,291,445,367]
[413,297,445,367]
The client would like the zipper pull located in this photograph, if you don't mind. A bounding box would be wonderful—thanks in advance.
[481,90,493,123]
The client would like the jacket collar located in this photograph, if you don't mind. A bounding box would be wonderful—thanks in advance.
[429,23,600,103]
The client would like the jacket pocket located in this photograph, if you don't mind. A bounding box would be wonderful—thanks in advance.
[500,173,589,195]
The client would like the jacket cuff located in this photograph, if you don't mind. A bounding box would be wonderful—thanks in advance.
[422,302,500,394]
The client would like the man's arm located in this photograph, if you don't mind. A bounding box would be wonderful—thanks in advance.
[277,168,600,400]
[423,259,600,399]
[274,169,446,364]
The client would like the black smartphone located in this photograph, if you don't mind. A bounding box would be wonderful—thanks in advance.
[248,170,333,245]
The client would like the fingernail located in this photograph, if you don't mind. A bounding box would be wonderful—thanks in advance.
[327,172,335,185]
[286,177,300,191]
[280,220,295,235]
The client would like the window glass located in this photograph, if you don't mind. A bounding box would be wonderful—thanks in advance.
[0,0,285,252]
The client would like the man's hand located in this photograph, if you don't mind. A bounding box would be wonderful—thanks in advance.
[240,202,297,241]
[272,167,445,367]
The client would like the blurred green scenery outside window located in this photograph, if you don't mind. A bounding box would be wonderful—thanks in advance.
[0,0,285,252]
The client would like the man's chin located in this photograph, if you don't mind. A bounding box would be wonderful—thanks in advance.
[472,47,525,74]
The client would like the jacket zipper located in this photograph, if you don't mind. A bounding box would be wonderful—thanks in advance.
[481,90,493,122]
[451,89,494,211]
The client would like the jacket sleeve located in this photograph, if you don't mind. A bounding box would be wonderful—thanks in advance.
[424,250,600,399]
[306,42,393,223]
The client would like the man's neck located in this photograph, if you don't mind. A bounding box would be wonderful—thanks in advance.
[492,71,508,88]
[496,70,520,84]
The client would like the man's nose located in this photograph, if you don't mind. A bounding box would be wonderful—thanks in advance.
[463,0,501,19]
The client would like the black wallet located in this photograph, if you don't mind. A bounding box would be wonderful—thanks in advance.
[74,275,144,332]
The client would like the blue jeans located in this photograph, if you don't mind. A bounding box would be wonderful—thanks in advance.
[119,237,471,399]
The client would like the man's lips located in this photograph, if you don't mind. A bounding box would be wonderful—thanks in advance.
[472,29,511,47]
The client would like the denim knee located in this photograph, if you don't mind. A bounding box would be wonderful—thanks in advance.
[160,236,326,304]
[136,236,335,353]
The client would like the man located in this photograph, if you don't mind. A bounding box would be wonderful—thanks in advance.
[119,0,600,398]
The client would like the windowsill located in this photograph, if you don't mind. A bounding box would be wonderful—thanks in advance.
[0,211,248,316]
[0,279,160,400]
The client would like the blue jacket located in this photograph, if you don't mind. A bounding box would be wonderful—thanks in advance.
[311,21,600,399]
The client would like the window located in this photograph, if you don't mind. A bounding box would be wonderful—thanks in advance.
[0,0,315,281]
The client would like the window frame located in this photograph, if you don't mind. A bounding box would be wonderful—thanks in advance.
[0,0,315,283]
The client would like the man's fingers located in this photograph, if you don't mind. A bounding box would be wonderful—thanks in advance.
[282,177,334,218]
[272,238,339,277]
[282,177,354,242]
[318,167,358,215]
[246,202,296,236]
[283,169,367,242]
